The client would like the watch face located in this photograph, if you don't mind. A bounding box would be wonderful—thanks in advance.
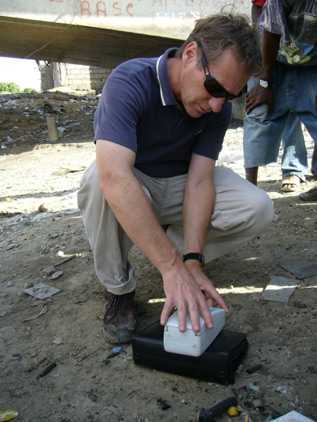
[259,79,269,88]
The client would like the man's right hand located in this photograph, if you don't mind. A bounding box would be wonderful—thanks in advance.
[245,84,273,113]
[160,257,216,334]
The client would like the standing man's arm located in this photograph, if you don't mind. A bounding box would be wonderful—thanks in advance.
[246,30,280,112]
[96,140,218,333]
[246,0,285,112]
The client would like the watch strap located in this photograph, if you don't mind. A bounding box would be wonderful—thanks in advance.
[183,253,205,265]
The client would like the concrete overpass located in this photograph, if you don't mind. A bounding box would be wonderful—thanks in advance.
[0,0,251,67]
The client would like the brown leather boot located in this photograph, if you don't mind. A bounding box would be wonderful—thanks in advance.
[103,291,137,344]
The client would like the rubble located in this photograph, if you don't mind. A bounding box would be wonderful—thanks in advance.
[0,91,97,150]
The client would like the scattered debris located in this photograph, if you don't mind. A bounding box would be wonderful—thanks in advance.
[0,92,96,151]
[104,346,125,361]
[275,385,288,395]
[36,362,57,379]
[273,411,315,421]
[22,304,48,322]
[0,409,18,421]
[49,270,64,280]
[246,363,263,374]
[198,396,237,421]
[246,383,260,393]
[261,276,298,303]
[42,266,57,277]
[112,346,124,354]
[23,282,61,300]
[280,261,317,279]
[233,383,267,420]
[53,165,86,176]
[55,250,78,266]
[78,347,105,363]
[26,357,48,373]
[292,301,307,309]
[157,398,171,411]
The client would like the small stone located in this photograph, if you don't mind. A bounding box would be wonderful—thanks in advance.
[157,398,171,410]
[247,383,260,392]
[253,398,264,408]
[275,385,288,395]
[38,204,48,213]
[246,363,263,374]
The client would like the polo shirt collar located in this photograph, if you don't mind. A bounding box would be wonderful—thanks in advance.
[156,48,178,106]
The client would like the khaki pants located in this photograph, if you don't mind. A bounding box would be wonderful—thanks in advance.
[78,162,274,294]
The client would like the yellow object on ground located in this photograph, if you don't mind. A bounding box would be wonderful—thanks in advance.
[227,406,240,417]
[0,410,18,422]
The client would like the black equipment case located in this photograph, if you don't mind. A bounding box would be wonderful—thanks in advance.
[132,321,248,385]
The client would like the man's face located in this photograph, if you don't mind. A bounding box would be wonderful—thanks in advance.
[178,42,250,118]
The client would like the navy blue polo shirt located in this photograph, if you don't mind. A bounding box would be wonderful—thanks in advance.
[94,48,231,178]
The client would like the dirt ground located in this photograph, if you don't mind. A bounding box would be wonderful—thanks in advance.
[0,93,316,422]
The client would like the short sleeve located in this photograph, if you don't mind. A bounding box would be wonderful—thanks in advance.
[260,0,285,35]
[94,66,145,151]
[192,102,231,161]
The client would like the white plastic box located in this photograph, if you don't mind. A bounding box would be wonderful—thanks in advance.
[163,307,226,357]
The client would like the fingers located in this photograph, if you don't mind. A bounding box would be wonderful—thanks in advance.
[197,295,213,329]
[162,270,227,335]
[185,286,214,333]
[160,298,174,326]
[206,297,214,307]
[177,301,187,332]
[204,285,229,312]
[186,300,201,333]
[245,96,258,113]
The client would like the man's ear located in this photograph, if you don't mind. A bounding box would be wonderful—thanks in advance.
[182,41,199,67]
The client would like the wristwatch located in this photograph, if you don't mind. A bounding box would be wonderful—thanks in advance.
[259,79,270,88]
[183,252,205,265]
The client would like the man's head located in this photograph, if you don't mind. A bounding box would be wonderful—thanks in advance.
[172,14,261,117]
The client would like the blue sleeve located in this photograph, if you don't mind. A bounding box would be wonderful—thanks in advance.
[192,102,231,161]
[94,67,144,151]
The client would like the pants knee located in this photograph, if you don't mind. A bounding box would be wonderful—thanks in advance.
[248,189,274,232]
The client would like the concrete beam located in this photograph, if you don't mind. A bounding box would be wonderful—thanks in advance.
[0,16,182,67]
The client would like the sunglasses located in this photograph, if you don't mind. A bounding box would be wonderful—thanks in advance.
[197,40,244,100]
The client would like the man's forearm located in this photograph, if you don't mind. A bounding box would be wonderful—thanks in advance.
[183,178,215,254]
[101,170,179,273]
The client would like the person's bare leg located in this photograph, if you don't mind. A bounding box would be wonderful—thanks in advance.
[245,167,258,185]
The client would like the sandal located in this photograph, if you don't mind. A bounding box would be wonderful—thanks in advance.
[299,186,317,202]
[280,175,301,193]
